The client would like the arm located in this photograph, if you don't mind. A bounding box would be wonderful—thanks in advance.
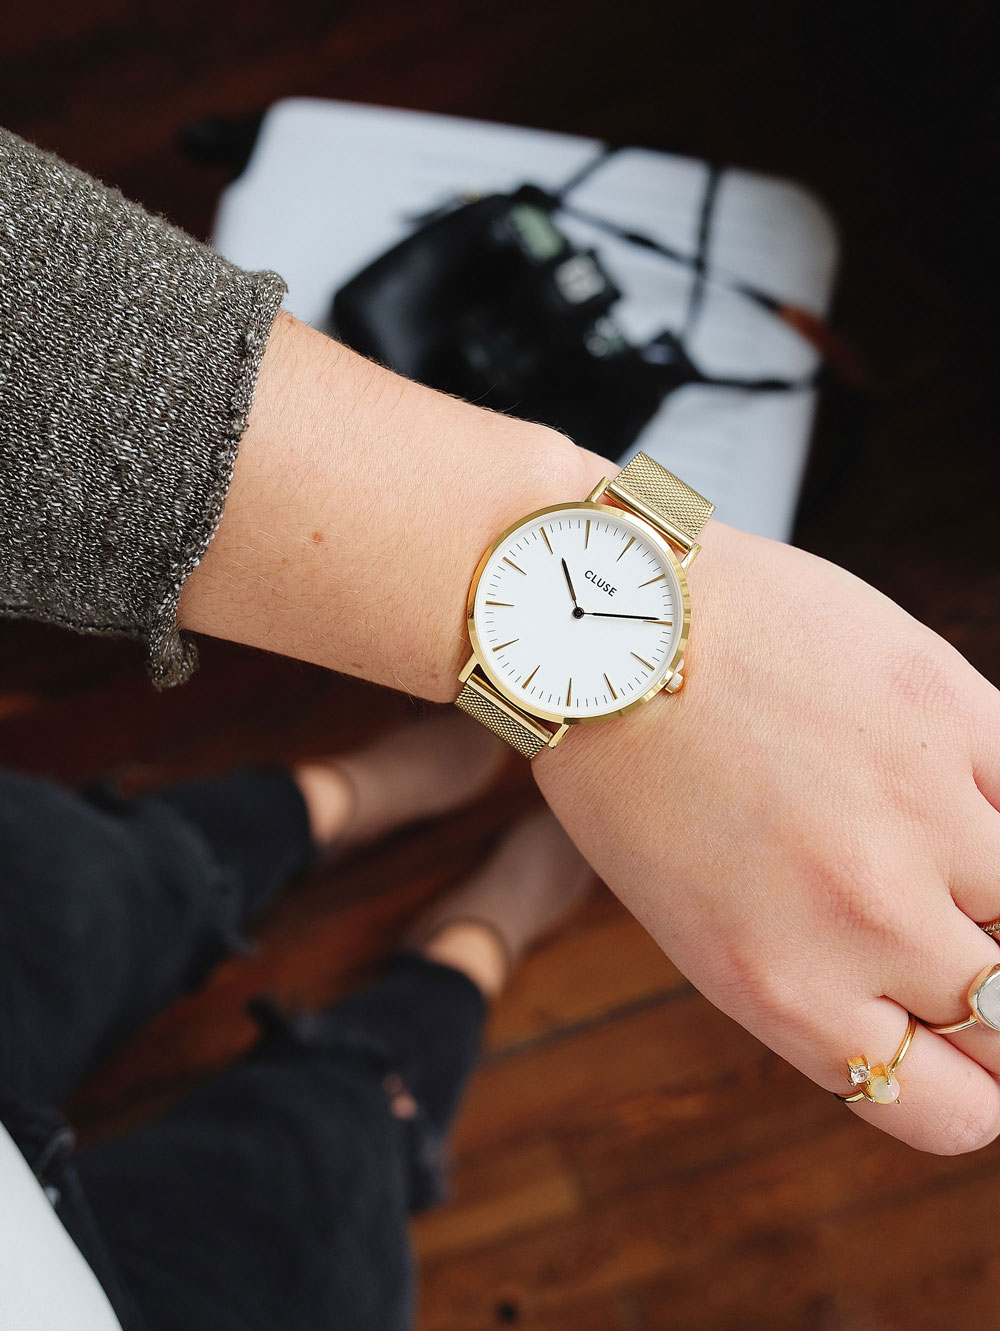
[187,313,1000,1157]
[4,130,998,1155]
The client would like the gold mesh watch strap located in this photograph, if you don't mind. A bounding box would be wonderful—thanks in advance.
[455,671,551,760]
[606,452,714,544]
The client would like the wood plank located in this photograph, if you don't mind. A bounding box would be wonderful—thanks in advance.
[455,993,765,1154]
[486,898,685,1053]
[418,1179,683,1330]
[806,1163,1000,1331]
[420,1117,1000,1329]
[633,1233,855,1331]
[418,1293,640,1331]
[560,1053,836,1200]
[413,1137,581,1262]
[636,1150,1000,1331]
[0,640,391,785]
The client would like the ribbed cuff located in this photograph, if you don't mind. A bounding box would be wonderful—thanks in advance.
[0,127,287,687]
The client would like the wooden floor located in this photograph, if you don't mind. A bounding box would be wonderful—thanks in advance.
[3,4,1000,1329]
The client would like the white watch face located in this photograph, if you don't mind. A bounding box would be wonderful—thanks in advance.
[471,505,684,721]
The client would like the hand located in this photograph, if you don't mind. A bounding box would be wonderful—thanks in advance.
[183,314,999,1154]
[536,520,1000,1155]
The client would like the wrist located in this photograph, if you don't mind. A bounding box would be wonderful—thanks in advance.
[432,440,611,701]
[416,427,610,702]
[180,311,609,701]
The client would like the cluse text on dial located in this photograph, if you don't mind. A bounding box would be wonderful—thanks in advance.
[584,570,616,596]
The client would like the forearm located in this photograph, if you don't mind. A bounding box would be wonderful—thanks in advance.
[180,311,609,701]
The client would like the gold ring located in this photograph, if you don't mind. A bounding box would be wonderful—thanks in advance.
[835,1014,918,1104]
[927,962,1000,1035]
[980,919,1000,938]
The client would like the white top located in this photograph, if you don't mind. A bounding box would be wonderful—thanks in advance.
[0,1124,123,1330]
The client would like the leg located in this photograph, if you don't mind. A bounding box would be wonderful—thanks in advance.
[0,764,313,1108]
[72,813,593,1331]
[77,957,486,1331]
[0,710,502,1108]
[0,713,506,1330]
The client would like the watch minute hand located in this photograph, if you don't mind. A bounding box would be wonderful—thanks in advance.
[585,610,671,623]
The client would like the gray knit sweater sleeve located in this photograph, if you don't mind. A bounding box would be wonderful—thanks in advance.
[0,128,286,685]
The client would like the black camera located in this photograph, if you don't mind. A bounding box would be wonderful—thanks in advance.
[331,186,678,458]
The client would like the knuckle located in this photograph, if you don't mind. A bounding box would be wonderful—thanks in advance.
[887,644,973,735]
[802,848,902,945]
[712,937,811,1037]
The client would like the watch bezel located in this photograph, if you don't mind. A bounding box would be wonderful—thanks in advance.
[466,499,691,728]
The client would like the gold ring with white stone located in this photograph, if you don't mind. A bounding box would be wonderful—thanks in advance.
[835,1014,918,1105]
[927,962,1000,1035]
[980,919,1000,938]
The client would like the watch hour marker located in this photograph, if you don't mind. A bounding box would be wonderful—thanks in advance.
[567,676,572,707]
[540,528,553,554]
[639,573,666,587]
[616,536,635,562]
[631,652,655,670]
[584,520,591,550]
[493,639,519,652]
[504,557,526,575]
[485,600,514,607]
[604,672,618,700]
[523,664,540,688]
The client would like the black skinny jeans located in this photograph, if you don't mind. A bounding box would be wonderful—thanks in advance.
[0,767,486,1331]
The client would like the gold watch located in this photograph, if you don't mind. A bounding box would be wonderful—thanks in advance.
[455,452,714,758]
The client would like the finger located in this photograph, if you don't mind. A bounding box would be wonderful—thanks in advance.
[936,985,1000,1073]
[884,899,1000,1076]
[817,996,1000,1155]
[972,708,1000,813]
[948,786,1000,925]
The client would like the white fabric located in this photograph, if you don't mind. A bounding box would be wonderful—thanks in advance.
[214,97,839,542]
[0,1124,123,1330]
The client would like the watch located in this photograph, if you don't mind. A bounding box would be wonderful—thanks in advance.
[455,452,714,758]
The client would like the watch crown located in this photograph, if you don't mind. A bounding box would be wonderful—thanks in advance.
[663,670,684,694]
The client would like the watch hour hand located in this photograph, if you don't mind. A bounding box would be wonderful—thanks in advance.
[561,558,582,614]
